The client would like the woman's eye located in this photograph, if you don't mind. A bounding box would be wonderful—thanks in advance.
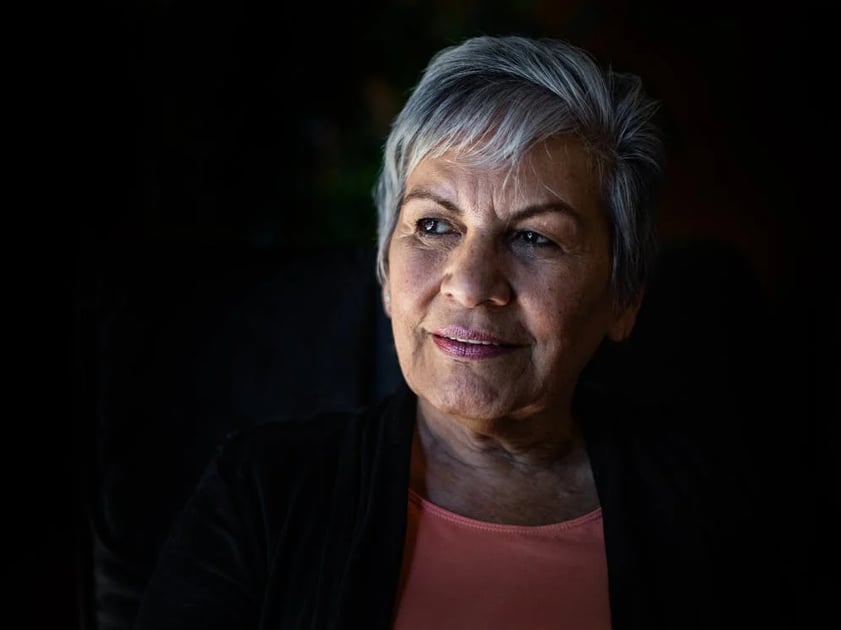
[514,230,553,247]
[417,218,454,235]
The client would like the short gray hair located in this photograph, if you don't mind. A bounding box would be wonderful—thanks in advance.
[373,35,665,308]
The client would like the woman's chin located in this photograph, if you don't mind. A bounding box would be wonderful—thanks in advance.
[415,375,525,423]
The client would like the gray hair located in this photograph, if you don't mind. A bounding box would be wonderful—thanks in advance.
[373,35,665,309]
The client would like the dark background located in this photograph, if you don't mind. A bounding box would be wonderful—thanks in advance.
[49,0,838,628]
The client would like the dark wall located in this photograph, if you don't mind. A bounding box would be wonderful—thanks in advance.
[62,2,835,628]
[85,1,830,298]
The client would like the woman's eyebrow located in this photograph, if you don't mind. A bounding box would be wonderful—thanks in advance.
[510,202,581,225]
[403,189,581,225]
[402,189,461,214]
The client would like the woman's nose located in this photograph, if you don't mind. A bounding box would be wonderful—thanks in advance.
[440,236,512,307]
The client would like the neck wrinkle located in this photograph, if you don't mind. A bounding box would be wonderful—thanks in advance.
[414,397,583,474]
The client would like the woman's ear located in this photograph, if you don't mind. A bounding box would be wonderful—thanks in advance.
[382,280,392,318]
[606,291,644,342]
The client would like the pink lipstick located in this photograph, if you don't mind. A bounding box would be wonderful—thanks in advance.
[431,326,520,360]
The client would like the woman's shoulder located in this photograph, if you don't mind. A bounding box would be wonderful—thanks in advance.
[575,382,751,491]
[577,382,730,448]
[209,381,416,480]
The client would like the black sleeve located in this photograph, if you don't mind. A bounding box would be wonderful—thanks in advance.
[132,429,267,630]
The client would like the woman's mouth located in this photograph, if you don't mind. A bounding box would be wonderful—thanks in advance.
[431,326,520,360]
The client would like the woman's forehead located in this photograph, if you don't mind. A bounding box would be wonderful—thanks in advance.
[405,137,599,207]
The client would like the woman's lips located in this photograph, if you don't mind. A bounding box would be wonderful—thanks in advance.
[431,326,521,360]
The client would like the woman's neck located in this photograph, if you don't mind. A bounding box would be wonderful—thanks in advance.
[410,399,600,525]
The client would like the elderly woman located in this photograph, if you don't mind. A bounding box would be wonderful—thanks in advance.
[133,35,784,629]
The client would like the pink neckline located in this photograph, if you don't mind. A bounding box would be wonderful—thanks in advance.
[408,488,602,535]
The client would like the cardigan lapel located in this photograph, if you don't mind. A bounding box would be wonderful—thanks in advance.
[583,399,652,629]
[580,387,724,629]
[330,382,416,629]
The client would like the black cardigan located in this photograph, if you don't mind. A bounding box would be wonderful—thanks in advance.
[133,380,792,629]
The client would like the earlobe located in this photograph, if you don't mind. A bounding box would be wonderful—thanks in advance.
[382,281,392,318]
[606,293,643,342]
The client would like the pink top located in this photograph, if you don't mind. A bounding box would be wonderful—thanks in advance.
[392,490,611,630]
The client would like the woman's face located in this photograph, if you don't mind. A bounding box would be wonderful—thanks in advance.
[384,136,639,424]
